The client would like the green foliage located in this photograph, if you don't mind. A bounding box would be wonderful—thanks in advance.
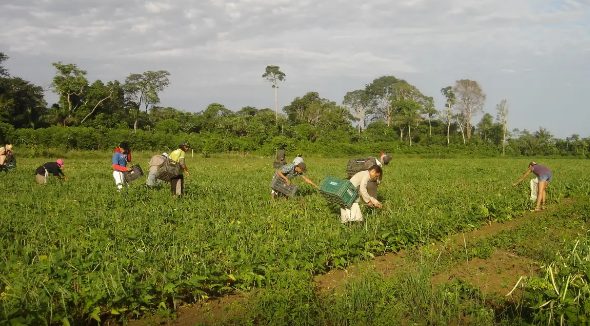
[519,239,590,325]
[0,122,15,144]
[0,157,587,323]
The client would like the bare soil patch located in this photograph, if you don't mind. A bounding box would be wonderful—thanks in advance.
[431,249,538,297]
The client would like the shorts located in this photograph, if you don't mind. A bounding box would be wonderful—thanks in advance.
[538,173,552,182]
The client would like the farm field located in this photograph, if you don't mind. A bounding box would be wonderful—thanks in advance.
[1,154,589,325]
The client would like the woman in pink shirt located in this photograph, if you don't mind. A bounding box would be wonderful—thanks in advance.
[513,161,552,212]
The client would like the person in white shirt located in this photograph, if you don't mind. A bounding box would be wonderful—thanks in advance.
[341,165,383,223]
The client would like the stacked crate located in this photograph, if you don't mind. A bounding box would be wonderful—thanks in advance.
[319,176,358,208]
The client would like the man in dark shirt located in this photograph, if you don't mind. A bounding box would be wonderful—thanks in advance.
[35,159,65,184]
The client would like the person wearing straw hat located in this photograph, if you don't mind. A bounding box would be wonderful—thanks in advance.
[35,159,66,184]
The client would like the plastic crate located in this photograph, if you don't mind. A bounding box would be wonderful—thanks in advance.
[270,175,298,197]
[319,176,358,208]
[345,157,377,178]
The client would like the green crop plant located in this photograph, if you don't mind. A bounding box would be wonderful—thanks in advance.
[517,238,590,325]
[0,155,588,323]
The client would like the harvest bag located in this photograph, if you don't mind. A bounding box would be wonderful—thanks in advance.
[345,157,377,178]
[124,164,144,183]
[156,158,181,181]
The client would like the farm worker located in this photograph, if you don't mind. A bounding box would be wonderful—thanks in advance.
[341,164,383,224]
[146,152,169,188]
[35,159,65,184]
[3,144,16,171]
[272,160,319,198]
[273,148,287,168]
[0,147,6,171]
[112,142,132,191]
[169,143,190,196]
[513,161,552,212]
[115,142,131,162]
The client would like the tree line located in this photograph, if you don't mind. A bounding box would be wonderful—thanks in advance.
[0,53,588,157]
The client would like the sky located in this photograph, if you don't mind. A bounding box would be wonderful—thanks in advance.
[1,0,589,138]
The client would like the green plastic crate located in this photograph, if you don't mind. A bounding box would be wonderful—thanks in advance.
[319,176,358,208]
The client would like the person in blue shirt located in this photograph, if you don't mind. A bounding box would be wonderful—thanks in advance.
[112,142,132,191]
[271,161,318,198]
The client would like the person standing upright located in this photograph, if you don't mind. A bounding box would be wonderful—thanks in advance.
[112,142,132,191]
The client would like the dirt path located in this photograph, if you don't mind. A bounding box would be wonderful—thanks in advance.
[131,202,570,325]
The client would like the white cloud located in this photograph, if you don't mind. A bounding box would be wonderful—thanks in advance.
[0,0,589,137]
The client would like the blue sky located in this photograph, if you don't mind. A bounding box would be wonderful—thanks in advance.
[1,0,589,138]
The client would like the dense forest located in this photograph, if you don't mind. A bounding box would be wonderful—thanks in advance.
[1,52,588,157]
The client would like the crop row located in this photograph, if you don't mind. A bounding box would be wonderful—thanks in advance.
[0,156,588,324]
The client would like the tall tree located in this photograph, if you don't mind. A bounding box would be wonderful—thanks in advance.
[495,99,509,156]
[364,76,399,127]
[476,113,494,142]
[0,77,47,128]
[78,80,115,125]
[0,52,9,77]
[440,86,456,145]
[452,79,486,141]
[422,96,437,137]
[343,89,369,133]
[390,81,425,145]
[285,92,353,131]
[51,62,88,125]
[262,65,286,123]
[124,70,170,131]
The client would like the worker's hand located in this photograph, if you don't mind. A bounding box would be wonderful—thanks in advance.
[373,201,383,209]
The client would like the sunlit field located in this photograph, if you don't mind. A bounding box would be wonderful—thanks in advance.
[1,154,589,324]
